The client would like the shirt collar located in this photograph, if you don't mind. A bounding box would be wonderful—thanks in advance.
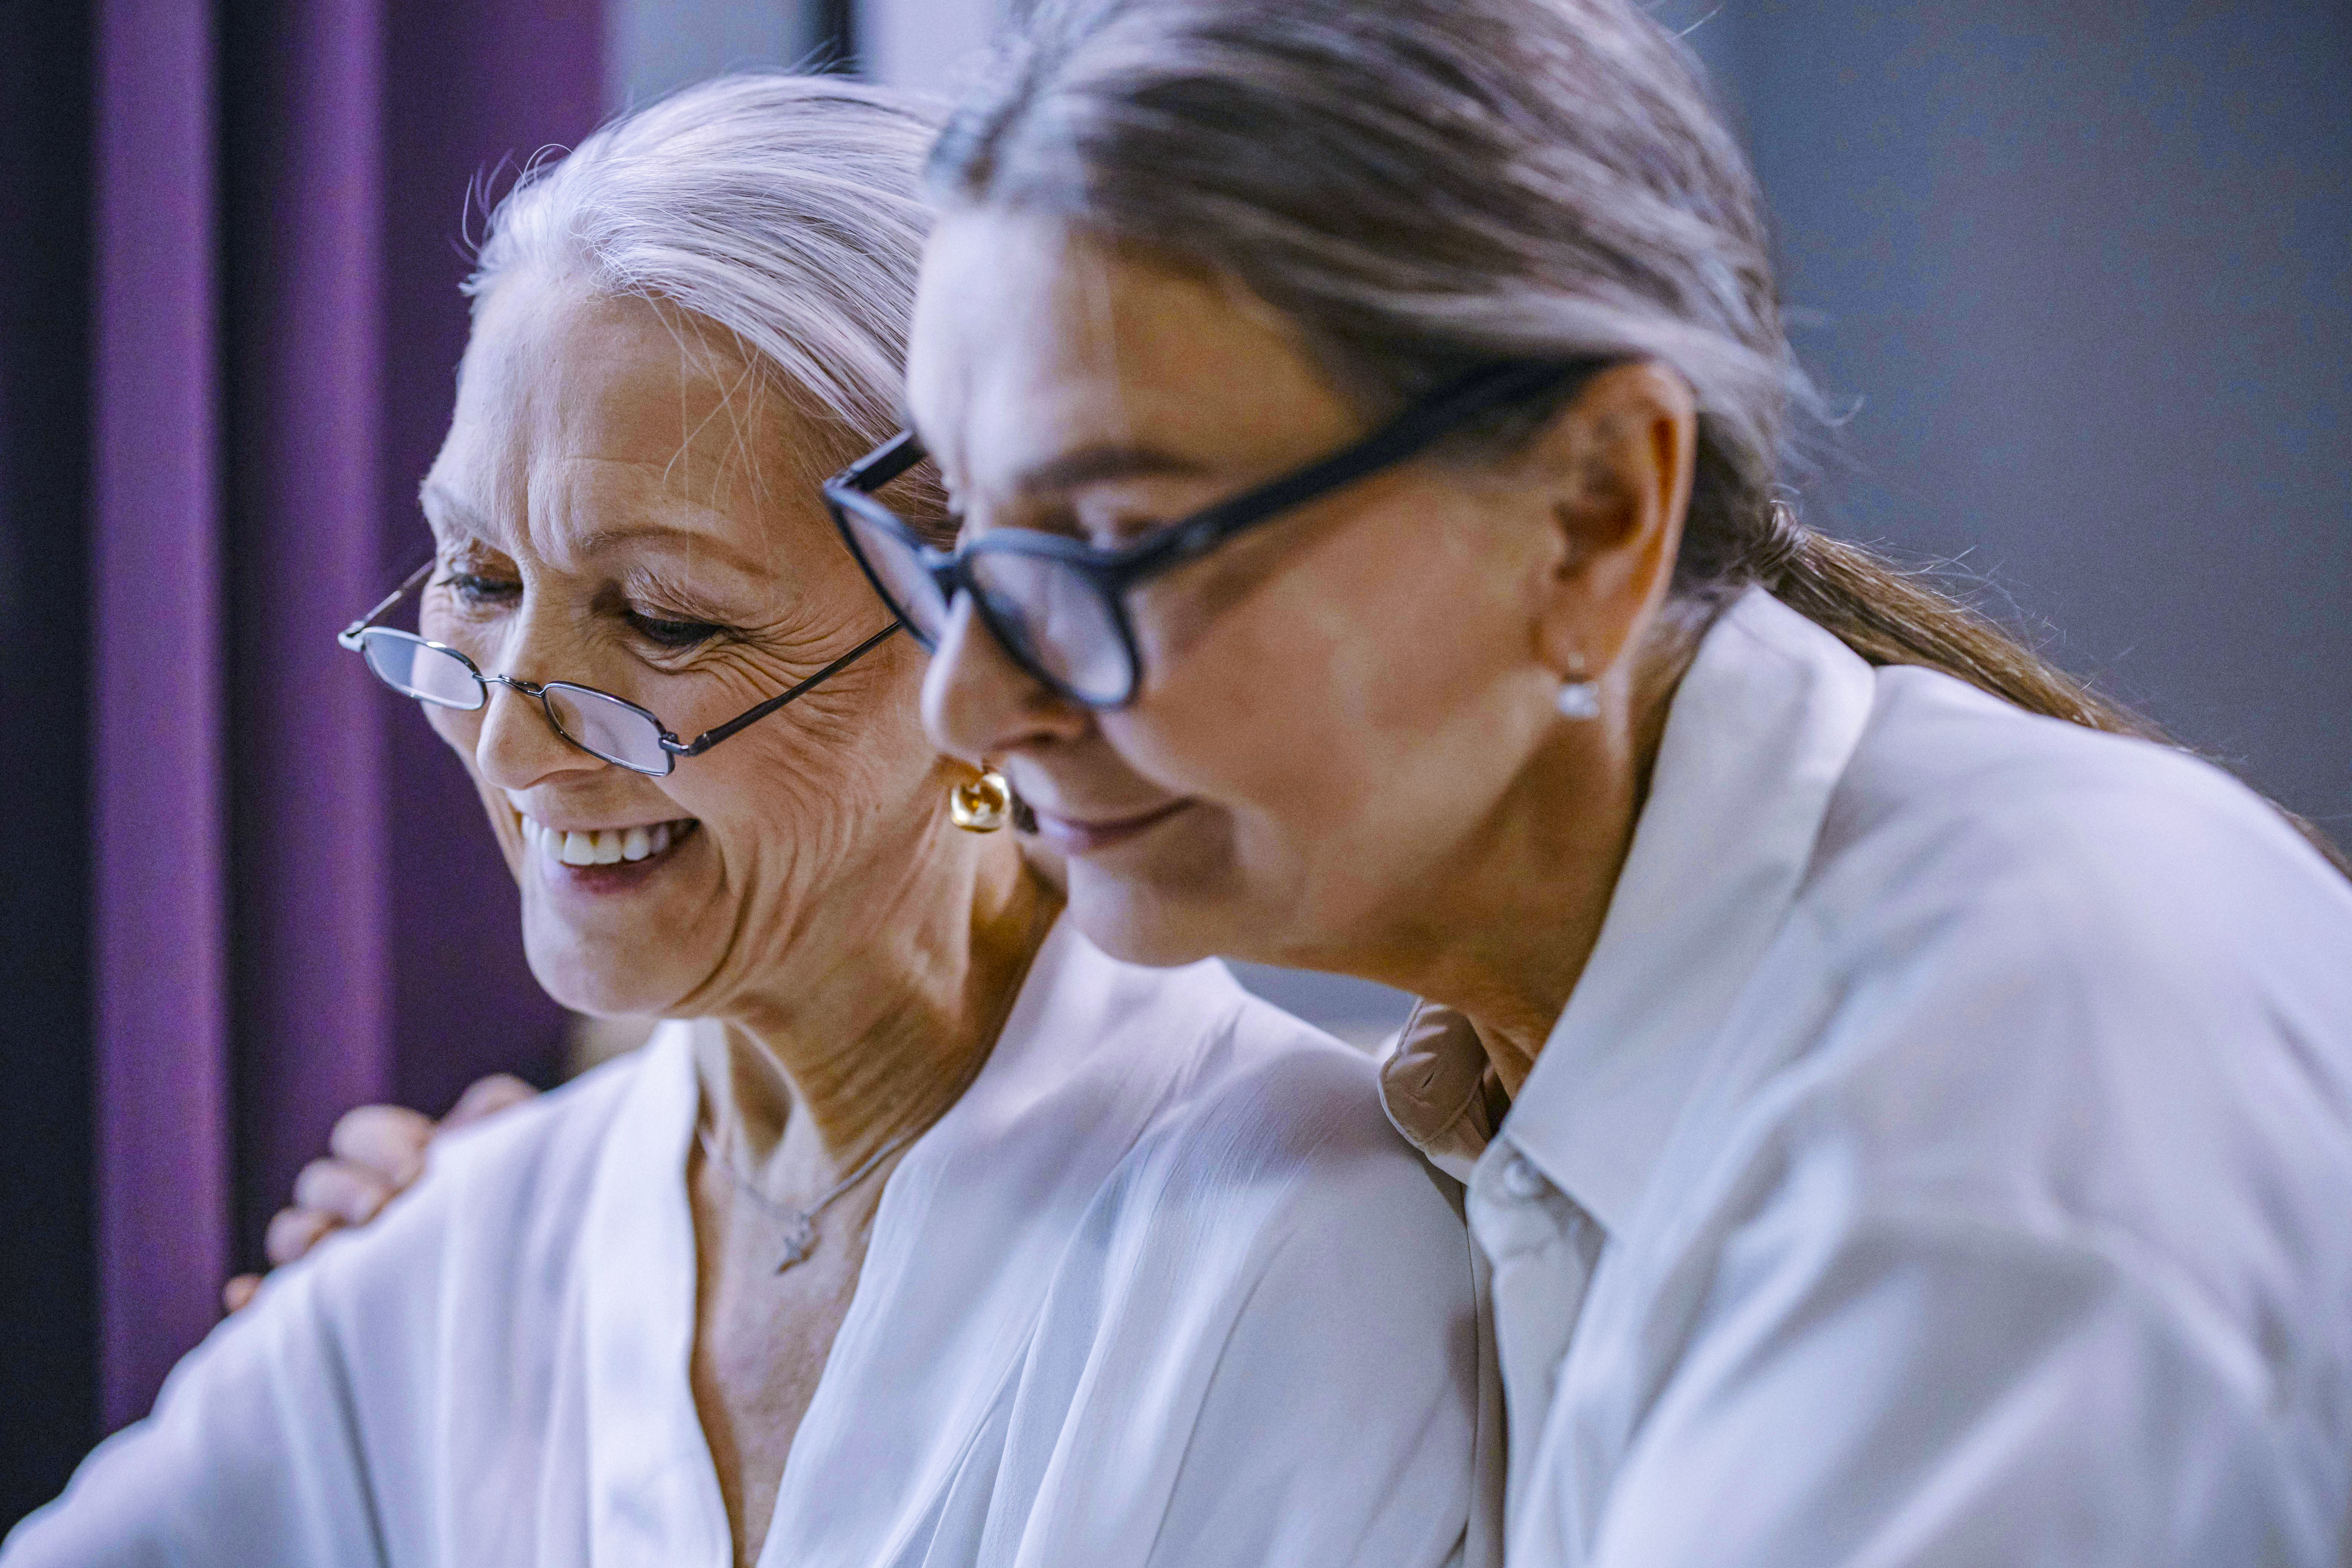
[1380,588,1878,1233]
[1380,1001,1506,1185]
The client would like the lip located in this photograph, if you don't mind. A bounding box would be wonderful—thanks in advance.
[1025,798,1193,857]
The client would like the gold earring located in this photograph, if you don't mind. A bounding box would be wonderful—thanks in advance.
[949,767,1013,833]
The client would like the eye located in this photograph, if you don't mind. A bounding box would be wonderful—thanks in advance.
[625,608,728,650]
[439,571,519,605]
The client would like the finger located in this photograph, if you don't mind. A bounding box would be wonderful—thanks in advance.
[223,1274,260,1313]
[264,1205,340,1267]
[291,1158,396,1228]
[440,1073,536,1132]
[327,1104,434,1186]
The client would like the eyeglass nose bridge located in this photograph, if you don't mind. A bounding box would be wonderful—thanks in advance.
[478,670,554,701]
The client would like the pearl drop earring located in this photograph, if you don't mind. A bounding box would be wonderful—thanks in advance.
[1555,659,1601,719]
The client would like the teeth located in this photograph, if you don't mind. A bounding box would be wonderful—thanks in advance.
[519,814,690,867]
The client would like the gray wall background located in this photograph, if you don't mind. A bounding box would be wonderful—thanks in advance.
[1691,0,2350,833]
[602,0,2352,1044]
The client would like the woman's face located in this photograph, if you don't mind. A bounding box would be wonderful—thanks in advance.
[909,215,1688,974]
[420,273,949,1018]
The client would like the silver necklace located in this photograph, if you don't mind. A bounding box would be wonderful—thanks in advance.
[695,1043,994,1272]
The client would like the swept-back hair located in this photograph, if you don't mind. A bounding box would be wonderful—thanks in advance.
[469,72,939,485]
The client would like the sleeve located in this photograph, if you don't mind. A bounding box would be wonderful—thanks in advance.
[0,1263,399,1568]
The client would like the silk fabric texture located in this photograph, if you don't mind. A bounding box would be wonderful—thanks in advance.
[6,924,1489,1568]
[1380,588,2352,1566]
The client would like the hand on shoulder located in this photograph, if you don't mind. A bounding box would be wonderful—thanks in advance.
[222,1073,538,1312]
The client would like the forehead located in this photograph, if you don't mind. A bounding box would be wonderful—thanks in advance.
[431,273,822,559]
[905,212,1339,495]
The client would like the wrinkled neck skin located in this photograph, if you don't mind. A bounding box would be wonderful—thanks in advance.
[1346,610,1707,1099]
[689,819,1062,1189]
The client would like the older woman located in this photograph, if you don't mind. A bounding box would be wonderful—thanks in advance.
[5,76,1485,1568]
[834,1,2352,1563]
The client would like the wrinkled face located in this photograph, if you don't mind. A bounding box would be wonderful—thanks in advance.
[909,215,1593,972]
[419,273,942,1017]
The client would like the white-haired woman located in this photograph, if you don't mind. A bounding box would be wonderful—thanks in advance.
[834,1,2352,1563]
[3,76,1487,1568]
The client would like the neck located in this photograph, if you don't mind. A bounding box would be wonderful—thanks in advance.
[695,820,1060,1185]
[1356,618,1704,1097]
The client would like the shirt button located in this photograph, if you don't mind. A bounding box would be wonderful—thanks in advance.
[1500,1152,1548,1200]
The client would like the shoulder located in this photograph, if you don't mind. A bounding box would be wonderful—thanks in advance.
[1808,664,2352,1000]
[417,1038,653,1212]
[1089,972,1469,1300]
[1721,670,2352,1372]
[1785,663,2352,1140]
[263,1036,668,1326]
[1001,979,1480,1568]
[1152,974,1449,1196]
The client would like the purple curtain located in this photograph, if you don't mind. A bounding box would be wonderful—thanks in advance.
[91,0,598,1431]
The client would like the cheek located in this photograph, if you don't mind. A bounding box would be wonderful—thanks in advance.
[664,692,936,874]
[1121,505,1503,812]
[424,701,484,757]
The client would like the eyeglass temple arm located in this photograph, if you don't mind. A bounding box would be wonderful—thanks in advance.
[1120,359,1609,577]
[337,557,438,648]
[665,622,906,758]
[830,429,927,495]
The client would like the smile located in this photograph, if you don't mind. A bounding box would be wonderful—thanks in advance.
[518,814,700,869]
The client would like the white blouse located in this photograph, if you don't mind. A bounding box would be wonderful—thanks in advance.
[8,921,1489,1568]
[1380,587,2352,1566]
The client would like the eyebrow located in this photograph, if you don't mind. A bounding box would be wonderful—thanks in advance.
[1007,443,1211,498]
[417,482,767,578]
[418,481,493,539]
[569,522,768,578]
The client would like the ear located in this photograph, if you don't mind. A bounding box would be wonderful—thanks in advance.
[1518,361,1698,684]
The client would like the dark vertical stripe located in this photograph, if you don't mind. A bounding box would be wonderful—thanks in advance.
[0,0,97,1523]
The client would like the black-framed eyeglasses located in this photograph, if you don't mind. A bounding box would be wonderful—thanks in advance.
[336,561,901,776]
[823,358,1612,709]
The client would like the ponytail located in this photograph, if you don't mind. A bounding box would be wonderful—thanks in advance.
[1757,514,2350,873]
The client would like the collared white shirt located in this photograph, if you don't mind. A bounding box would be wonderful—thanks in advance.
[8,921,1485,1568]
[1382,587,2352,1566]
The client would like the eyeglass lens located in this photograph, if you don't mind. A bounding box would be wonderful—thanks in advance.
[359,632,485,710]
[541,684,672,774]
[838,485,1138,705]
[356,630,672,772]
[839,501,951,642]
[962,551,1134,705]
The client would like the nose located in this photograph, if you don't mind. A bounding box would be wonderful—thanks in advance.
[920,592,1091,764]
[473,678,607,791]
[463,611,608,792]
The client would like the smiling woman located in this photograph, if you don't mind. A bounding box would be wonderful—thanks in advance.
[2,73,1487,1568]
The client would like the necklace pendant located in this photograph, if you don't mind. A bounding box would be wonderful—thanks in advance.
[776,1214,817,1273]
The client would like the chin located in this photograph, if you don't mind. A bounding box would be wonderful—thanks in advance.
[521,918,689,1019]
[1063,862,1237,970]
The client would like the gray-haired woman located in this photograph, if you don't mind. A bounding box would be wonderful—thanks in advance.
[835,1,2352,1562]
[4,75,1488,1568]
